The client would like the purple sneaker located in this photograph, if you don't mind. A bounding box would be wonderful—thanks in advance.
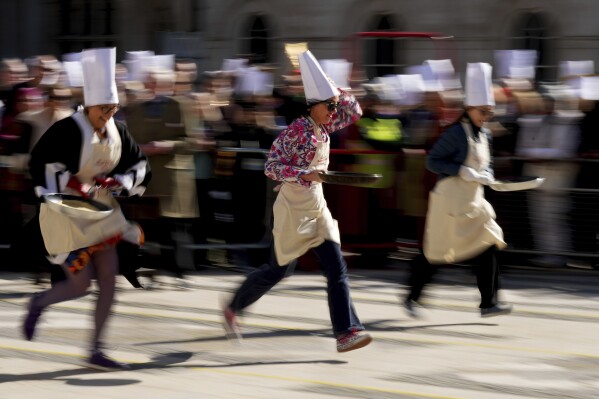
[86,350,130,371]
[22,293,44,341]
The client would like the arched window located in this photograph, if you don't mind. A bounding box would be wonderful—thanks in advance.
[366,14,396,79]
[58,0,116,53]
[512,12,551,81]
[242,15,270,64]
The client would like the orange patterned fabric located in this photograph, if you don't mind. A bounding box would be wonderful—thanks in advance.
[66,234,123,273]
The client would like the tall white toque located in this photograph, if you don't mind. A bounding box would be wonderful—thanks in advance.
[298,50,339,104]
[559,60,595,78]
[495,50,537,79]
[423,59,461,90]
[580,76,599,100]
[465,62,495,107]
[81,47,119,107]
[235,67,274,96]
[63,60,83,87]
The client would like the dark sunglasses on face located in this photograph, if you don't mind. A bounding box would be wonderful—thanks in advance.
[323,100,339,112]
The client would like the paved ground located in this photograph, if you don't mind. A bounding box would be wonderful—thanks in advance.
[1,263,599,399]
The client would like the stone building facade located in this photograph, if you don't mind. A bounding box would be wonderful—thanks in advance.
[1,0,597,81]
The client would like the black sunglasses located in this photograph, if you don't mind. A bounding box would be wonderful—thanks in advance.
[322,100,339,112]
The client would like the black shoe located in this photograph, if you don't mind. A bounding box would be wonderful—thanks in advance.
[481,303,513,318]
[403,298,421,318]
[23,293,44,341]
[87,350,130,371]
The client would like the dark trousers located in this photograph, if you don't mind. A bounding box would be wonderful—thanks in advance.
[228,240,364,337]
[407,246,500,308]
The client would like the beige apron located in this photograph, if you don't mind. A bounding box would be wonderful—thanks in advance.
[272,119,340,266]
[423,122,506,264]
[39,112,130,255]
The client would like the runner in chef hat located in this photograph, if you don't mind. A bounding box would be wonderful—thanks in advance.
[22,46,151,371]
[222,49,372,353]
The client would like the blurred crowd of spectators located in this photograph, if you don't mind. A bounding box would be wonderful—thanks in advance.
[2,50,599,270]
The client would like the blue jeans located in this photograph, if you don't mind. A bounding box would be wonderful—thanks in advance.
[228,240,364,337]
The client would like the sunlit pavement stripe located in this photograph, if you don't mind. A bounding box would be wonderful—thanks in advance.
[1,299,323,332]
[0,338,150,364]
[3,300,598,359]
[193,368,465,399]
[277,290,599,319]
[373,336,599,359]
[8,290,599,321]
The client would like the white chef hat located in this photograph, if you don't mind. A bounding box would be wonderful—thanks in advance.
[465,62,495,107]
[221,58,248,74]
[234,67,274,96]
[81,47,119,106]
[423,59,461,90]
[579,76,599,100]
[370,75,402,103]
[495,50,537,79]
[320,59,352,90]
[122,51,155,82]
[125,50,155,61]
[405,64,443,92]
[151,54,175,73]
[298,51,339,104]
[62,61,83,87]
[396,74,425,106]
[559,60,595,78]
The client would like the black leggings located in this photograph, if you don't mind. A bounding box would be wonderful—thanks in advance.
[407,246,500,308]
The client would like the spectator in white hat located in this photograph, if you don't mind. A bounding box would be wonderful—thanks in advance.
[20,47,151,371]
[402,63,513,318]
[222,50,372,353]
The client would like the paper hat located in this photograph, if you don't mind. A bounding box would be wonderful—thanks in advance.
[396,74,425,106]
[234,67,274,96]
[125,50,155,61]
[370,76,401,103]
[495,50,537,79]
[81,48,119,106]
[579,76,599,100]
[61,61,82,87]
[405,64,443,92]
[559,60,595,78]
[465,63,495,107]
[298,51,339,104]
[320,59,352,90]
[221,59,248,73]
[123,51,155,82]
[151,54,175,72]
[423,59,461,90]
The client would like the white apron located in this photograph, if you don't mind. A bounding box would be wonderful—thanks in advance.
[272,119,340,266]
[39,112,131,256]
[423,122,506,264]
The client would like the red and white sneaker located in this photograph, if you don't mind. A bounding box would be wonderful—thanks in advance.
[222,306,242,341]
[336,330,372,353]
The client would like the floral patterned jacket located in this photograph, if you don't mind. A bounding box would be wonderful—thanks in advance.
[265,90,362,187]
